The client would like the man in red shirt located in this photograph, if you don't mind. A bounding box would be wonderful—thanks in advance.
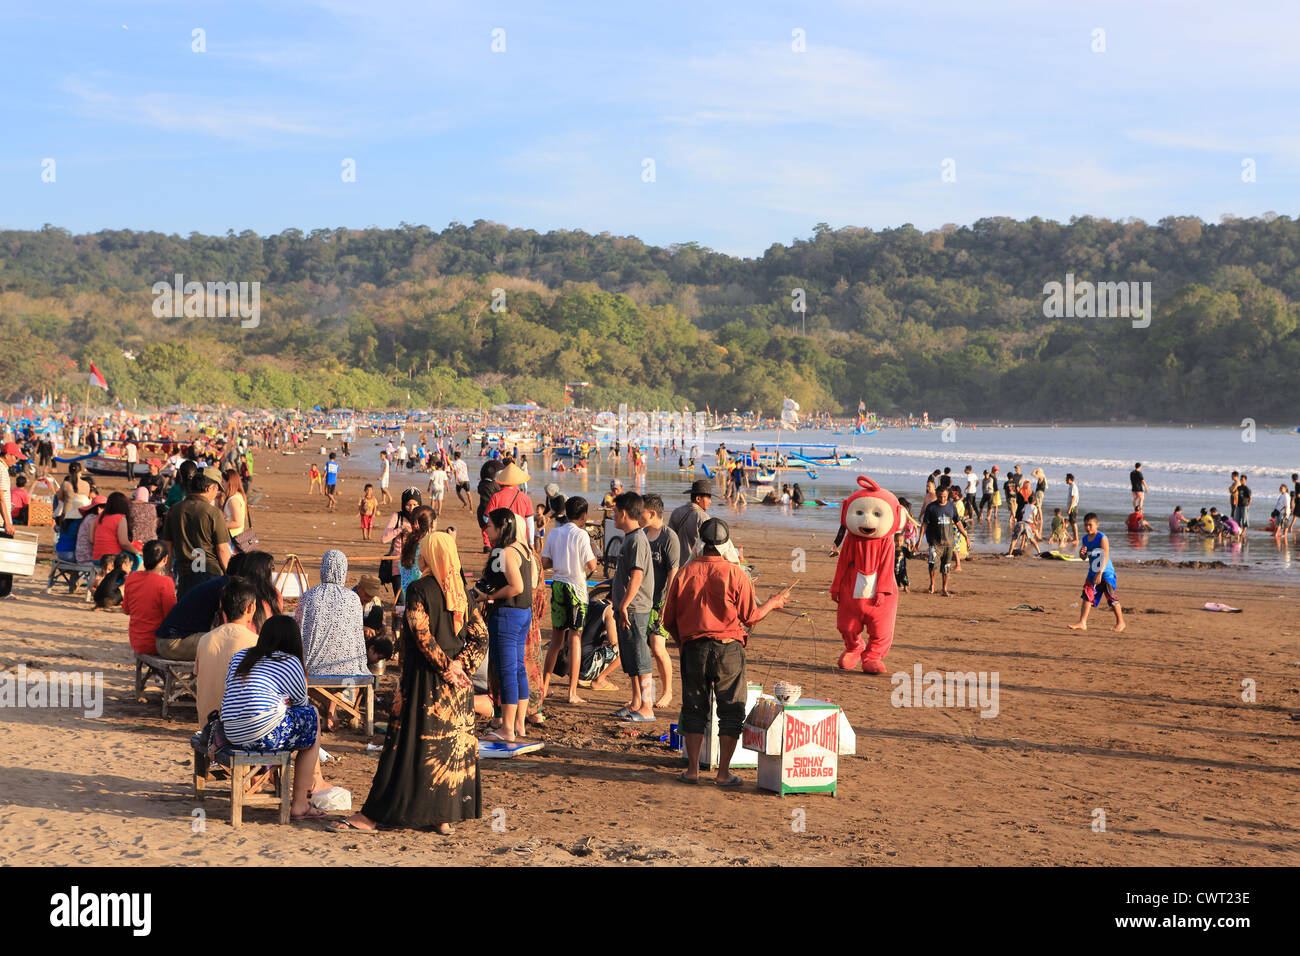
[486,462,536,546]
[661,518,787,787]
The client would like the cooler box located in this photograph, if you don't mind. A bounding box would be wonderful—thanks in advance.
[693,681,763,769]
[742,697,857,796]
[0,531,40,576]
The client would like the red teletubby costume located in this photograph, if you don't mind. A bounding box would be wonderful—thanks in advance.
[830,476,905,674]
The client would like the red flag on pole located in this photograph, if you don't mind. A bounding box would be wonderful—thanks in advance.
[89,363,109,390]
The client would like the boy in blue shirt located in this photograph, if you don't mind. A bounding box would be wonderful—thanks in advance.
[1069,513,1125,632]
[324,452,339,511]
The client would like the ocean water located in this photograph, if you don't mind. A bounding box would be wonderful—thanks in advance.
[355,425,1300,575]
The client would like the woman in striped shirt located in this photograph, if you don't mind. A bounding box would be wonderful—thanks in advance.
[220,615,325,821]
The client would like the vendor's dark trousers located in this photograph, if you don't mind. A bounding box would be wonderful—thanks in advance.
[680,638,747,738]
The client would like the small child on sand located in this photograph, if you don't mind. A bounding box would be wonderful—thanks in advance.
[308,463,322,495]
[1069,513,1125,632]
[1049,507,1067,546]
[359,483,378,540]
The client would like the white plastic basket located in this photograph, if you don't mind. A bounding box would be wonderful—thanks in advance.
[0,531,40,576]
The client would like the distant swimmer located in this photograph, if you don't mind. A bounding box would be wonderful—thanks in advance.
[1125,508,1154,532]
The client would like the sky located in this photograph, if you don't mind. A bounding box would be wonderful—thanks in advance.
[2,0,1298,256]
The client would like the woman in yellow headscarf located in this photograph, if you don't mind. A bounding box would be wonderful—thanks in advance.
[330,530,487,836]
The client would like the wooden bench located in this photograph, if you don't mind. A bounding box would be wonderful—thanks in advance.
[192,737,292,828]
[134,652,196,719]
[308,674,377,737]
[46,556,96,602]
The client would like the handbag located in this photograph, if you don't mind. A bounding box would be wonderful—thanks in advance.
[230,494,258,553]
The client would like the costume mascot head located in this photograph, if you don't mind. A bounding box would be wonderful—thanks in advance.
[830,475,906,674]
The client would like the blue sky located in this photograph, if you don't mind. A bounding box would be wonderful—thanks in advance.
[3,0,1297,256]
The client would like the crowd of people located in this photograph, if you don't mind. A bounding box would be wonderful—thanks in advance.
[8,408,1300,831]
[3,418,796,831]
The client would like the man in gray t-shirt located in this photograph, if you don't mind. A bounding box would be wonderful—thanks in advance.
[610,492,657,721]
[613,526,654,615]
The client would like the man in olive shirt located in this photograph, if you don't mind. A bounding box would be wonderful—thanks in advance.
[668,479,713,563]
[163,472,232,597]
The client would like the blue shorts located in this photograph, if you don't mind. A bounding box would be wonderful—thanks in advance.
[237,704,319,752]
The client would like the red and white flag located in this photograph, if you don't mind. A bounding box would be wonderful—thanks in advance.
[88,363,109,390]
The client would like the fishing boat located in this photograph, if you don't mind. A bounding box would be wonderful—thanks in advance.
[551,437,599,458]
[766,443,859,465]
[54,439,189,477]
[82,454,133,477]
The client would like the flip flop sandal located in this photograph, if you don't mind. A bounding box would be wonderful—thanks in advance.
[326,819,381,834]
[676,771,699,784]
[609,707,632,718]
[715,774,744,788]
[485,730,513,742]
[622,712,657,723]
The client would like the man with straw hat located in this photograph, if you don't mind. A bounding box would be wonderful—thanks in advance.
[487,461,536,546]
[662,517,788,787]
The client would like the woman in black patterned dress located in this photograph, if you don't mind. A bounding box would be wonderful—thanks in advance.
[328,530,487,835]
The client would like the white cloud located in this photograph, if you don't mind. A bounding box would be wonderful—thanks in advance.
[60,76,326,144]
[653,45,913,128]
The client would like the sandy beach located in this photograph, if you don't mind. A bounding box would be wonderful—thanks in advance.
[1,451,1297,866]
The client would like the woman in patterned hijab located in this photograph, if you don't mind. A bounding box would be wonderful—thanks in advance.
[295,549,369,677]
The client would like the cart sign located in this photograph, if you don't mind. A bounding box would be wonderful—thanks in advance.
[784,710,839,782]
[742,697,856,796]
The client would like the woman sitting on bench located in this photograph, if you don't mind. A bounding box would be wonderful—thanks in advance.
[220,616,325,822]
[93,492,143,573]
[296,549,369,732]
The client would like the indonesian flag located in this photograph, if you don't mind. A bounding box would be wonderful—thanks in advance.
[89,363,109,391]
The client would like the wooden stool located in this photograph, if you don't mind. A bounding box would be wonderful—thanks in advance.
[193,741,293,828]
[134,652,197,718]
[308,675,377,736]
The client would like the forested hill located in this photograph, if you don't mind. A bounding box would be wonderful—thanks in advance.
[2,215,1298,422]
